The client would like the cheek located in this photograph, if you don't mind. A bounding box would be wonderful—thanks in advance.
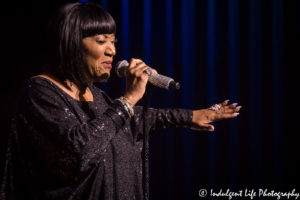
[84,49,104,70]
[87,46,105,59]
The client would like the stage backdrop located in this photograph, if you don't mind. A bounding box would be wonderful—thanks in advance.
[1,0,299,199]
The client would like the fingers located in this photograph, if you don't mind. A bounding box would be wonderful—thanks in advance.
[132,64,149,78]
[128,59,147,74]
[149,68,158,74]
[191,122,215,132]
[128,58,155,79]
[208,100,242,121]
[222,105,242,114]
[217,100,242,113]
[128,58,143,68]
[190,100,241,132]
[216,112,239,120]
[220,99,229,106]
[227,103,238,109]
[201,123,215,132]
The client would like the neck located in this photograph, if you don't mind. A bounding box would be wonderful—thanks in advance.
[38,73,94,102]
[46,72,87,96]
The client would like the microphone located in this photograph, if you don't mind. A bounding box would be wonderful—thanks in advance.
[115,60,180,90]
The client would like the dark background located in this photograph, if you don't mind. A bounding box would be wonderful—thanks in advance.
[1,0,299,199]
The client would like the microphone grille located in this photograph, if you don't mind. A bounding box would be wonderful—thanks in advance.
[115,60,129,77]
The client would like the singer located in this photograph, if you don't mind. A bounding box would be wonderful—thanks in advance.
[0,2,241,200]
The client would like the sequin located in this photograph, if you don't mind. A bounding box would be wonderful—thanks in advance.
[1,76,193,199]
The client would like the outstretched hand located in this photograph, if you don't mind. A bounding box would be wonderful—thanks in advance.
[190,100,241,132]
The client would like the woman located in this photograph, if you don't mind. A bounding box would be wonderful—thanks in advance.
[0,2,241,200]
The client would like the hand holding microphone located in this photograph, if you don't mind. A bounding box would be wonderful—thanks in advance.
[121,59,150,106]
[116,59,180,90]
[116,58,180,106]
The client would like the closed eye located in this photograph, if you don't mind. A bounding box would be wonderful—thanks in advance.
[96,40,106,44]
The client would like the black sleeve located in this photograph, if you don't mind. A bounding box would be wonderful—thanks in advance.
[17,78,130,177]
[132,106,193,132]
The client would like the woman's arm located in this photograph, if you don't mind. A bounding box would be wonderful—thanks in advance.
[133,106,193,132]
[20,79,131,173]
[132,100,241,133]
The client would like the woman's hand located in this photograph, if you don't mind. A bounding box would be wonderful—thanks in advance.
[124,58,157,106]
[190,100,241,132]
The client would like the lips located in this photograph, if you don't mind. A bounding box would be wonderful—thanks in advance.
[102,61,112,68]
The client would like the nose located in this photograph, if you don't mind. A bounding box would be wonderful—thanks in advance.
[104,43,116,57]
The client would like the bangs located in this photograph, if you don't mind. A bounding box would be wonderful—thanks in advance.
[44,2,117,91]
[80,4,116,38]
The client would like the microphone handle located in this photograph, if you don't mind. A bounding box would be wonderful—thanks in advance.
[115,60,180,90]
[144,69,180,90]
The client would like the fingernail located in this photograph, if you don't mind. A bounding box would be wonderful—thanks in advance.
[236,106,242,109]
[234,113,240,116]
[225,99,230,102]
[232,103,238,106]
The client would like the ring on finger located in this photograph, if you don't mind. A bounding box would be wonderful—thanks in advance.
[208,104,221,111]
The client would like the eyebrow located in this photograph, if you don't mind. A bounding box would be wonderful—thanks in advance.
[93,34,115,40]
[103,34,115,38]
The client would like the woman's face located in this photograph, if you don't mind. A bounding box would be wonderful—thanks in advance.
[82,34,116,82]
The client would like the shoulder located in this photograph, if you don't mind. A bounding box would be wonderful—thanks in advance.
[20,76,67,105]
[26,75,56,90]
[23,76,58,96]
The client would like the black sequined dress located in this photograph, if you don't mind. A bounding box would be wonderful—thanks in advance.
[1,77,193,200]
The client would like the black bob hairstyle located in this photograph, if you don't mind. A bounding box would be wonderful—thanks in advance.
[45,2,116,91]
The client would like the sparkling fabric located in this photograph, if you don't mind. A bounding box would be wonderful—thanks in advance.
[0,77,193,200]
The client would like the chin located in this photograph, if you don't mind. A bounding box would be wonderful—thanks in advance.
[94,73,110,82]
